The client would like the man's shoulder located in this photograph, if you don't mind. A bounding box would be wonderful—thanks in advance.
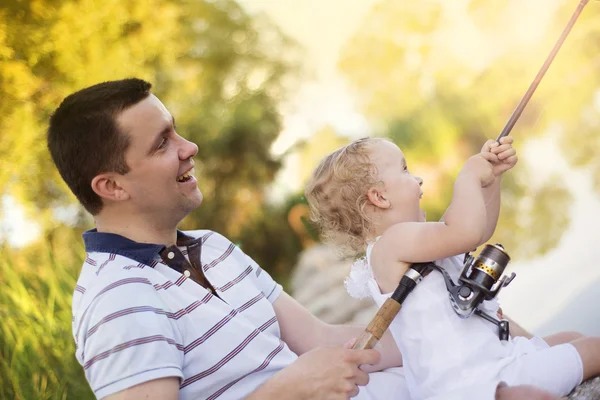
[183,229,235,250]
[75,253,160,301]
[83,251,158,274]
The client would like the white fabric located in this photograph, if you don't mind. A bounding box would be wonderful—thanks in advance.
[346,239,584,400]
[497,340,583,396]
[355,367,411,400]
[357,368,503,400]
[73,230,297,399]
[422,381,503,400]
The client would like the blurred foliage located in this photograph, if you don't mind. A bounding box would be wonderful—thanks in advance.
[0,228,92,399]
[297,126,351,186]
[338,0,600,259]
[0,0,304,397]
[0,0,304,276]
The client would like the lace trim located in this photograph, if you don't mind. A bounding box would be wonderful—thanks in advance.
[344,256,373,299]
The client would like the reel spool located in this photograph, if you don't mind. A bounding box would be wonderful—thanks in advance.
[453,244,515,317]
[432,243,516,339]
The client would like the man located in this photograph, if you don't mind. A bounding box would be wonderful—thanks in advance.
[48,78,558,400]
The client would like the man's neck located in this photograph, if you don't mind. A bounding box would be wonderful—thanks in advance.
[95,211,179,246]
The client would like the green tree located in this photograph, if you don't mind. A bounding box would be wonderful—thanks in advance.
[0,0,302,397]
[0,0,302,274]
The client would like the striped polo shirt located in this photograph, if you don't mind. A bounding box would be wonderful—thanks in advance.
[72,229,298,399]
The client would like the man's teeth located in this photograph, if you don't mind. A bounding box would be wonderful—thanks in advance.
[177,171,192,182]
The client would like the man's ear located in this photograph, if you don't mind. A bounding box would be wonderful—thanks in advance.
[91,173,130,202]
[367,186,391,210]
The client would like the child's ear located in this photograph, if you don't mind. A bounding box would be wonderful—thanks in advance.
[367,186,391,209]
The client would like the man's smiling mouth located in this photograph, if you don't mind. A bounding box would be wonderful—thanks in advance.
[177,168,194,182]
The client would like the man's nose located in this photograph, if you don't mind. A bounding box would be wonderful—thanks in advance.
[179,137,198,160]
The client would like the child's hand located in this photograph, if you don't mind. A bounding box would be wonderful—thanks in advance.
[481,136,518,176]
[463,153,496,188]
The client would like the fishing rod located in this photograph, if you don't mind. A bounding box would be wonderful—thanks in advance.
[351,263,432,350]
[353,0,594,351]
[497,0,591,141]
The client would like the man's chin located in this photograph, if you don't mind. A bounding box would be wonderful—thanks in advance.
[182,191,203,214]
[190,192,203,209]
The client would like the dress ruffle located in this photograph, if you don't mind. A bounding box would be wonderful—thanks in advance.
[344,257,374,299]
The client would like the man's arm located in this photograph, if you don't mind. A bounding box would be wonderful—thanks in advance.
[273,291,402,372]
[102,292,383,400]
[246,345,377,400]
[103,377,179,400]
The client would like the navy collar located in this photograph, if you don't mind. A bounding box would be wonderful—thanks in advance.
[83,229,196,266]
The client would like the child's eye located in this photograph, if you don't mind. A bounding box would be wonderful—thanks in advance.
[403,165,408,172]
[158,137,168,149]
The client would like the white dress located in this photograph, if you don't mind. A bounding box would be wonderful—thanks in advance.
[346,239,584,400]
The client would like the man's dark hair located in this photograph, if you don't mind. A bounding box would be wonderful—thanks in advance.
[47,78,152,215]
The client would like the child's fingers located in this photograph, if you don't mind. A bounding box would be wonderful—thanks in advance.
[485,135,514,154]
[498,148,516,160]
[491,142,513,153]
[479,152,500,165]
[503,154,518,165]
[481,139,498,153]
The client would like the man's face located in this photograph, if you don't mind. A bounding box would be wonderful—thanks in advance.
[116,94,203,223]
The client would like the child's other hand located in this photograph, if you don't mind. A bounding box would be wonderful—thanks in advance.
[481,136,518,176]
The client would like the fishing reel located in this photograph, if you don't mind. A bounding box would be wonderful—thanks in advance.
[430,244,516,340]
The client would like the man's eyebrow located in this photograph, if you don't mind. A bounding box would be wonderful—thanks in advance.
[147,116,176,155]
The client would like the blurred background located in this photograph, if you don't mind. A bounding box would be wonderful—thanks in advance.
[1,0,599,398]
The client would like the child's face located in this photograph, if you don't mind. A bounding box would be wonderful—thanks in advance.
[370,141,426,222]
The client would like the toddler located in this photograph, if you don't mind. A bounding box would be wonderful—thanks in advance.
[305,136,600,399]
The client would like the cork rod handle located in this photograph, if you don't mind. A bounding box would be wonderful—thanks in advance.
[351,298,402,350]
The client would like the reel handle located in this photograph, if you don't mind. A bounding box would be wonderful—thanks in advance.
[475,309,510,341]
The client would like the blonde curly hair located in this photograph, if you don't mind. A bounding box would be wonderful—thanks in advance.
[305,137,387,257]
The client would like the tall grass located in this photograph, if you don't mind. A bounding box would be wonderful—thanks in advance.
[0,231,94,399]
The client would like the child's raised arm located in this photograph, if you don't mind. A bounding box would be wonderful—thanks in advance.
[376,152,497,263]
[479,136,519,244]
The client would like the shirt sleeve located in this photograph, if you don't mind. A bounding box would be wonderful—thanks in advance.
[198,230,283,303]
[244,252,282,303]
[73,274,184,399]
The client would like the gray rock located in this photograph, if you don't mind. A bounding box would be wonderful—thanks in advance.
[568,377,600,400]
[290,244,378,325]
